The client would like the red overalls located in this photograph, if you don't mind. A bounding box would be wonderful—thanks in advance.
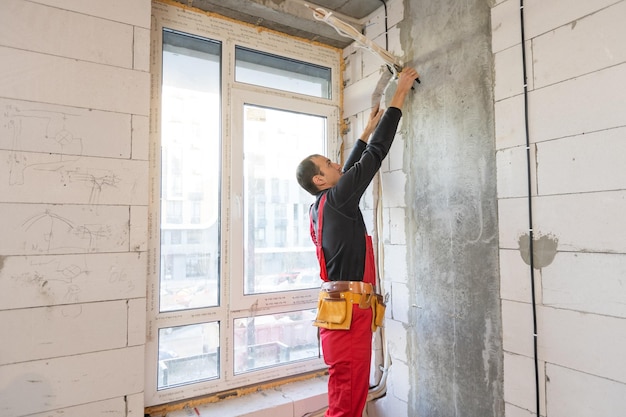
[310,193,376,417]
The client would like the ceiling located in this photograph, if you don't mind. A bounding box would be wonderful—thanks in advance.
[173,0,386,48]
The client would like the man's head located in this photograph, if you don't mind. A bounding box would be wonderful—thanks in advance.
[296,154,343,195]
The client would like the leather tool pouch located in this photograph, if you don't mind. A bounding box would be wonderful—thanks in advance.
[314,293,353,330]
[371,294,386,331]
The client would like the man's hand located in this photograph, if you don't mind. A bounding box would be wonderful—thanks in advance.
[360,105,384,143]
[389,67,419,110]
[397,67,419,92]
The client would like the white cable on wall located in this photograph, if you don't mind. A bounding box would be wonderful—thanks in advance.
[305,4,404,74]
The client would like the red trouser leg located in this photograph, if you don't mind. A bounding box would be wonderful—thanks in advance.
[321,304,373,417]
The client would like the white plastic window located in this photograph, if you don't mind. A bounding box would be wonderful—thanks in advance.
[147,3,341,406]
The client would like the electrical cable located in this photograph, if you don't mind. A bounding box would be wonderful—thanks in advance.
[367,0,393,405]
[381,0,389,56]
[305,3,411,79]
[519,1,541,415]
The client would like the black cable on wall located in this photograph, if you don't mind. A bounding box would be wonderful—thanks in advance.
[380,0,389,49]
[519,1,541,415]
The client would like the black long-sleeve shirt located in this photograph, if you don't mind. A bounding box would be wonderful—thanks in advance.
[310,107,403,281]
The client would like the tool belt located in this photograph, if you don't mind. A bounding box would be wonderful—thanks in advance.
[314,281,386,331]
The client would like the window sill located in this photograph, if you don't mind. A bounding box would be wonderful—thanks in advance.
[157,375,329,417]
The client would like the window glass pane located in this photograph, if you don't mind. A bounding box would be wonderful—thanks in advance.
[158,322,220,389]
[233,309,318,374]
[236,46,331,99]
[242,105,323,295]
[160,30,221,312]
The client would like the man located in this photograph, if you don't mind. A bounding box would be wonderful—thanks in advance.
[296,67,418,417]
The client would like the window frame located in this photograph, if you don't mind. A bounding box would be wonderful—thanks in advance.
[229,89,339,312]
[146,2,342,407]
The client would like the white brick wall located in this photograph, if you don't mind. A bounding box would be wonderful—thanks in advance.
[539,306,626,384]
[503,352,546,415]
[0,1,150,416]
[542,252,626,318]
[528,64,626,142]
[546,364,626,417]
[493,0,626,415]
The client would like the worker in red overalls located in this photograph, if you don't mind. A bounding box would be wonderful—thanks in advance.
[296,67,418,417]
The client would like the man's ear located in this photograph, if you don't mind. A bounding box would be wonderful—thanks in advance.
[312,174,324,187]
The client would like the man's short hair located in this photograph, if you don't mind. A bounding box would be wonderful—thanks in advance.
[296,154,322,195]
